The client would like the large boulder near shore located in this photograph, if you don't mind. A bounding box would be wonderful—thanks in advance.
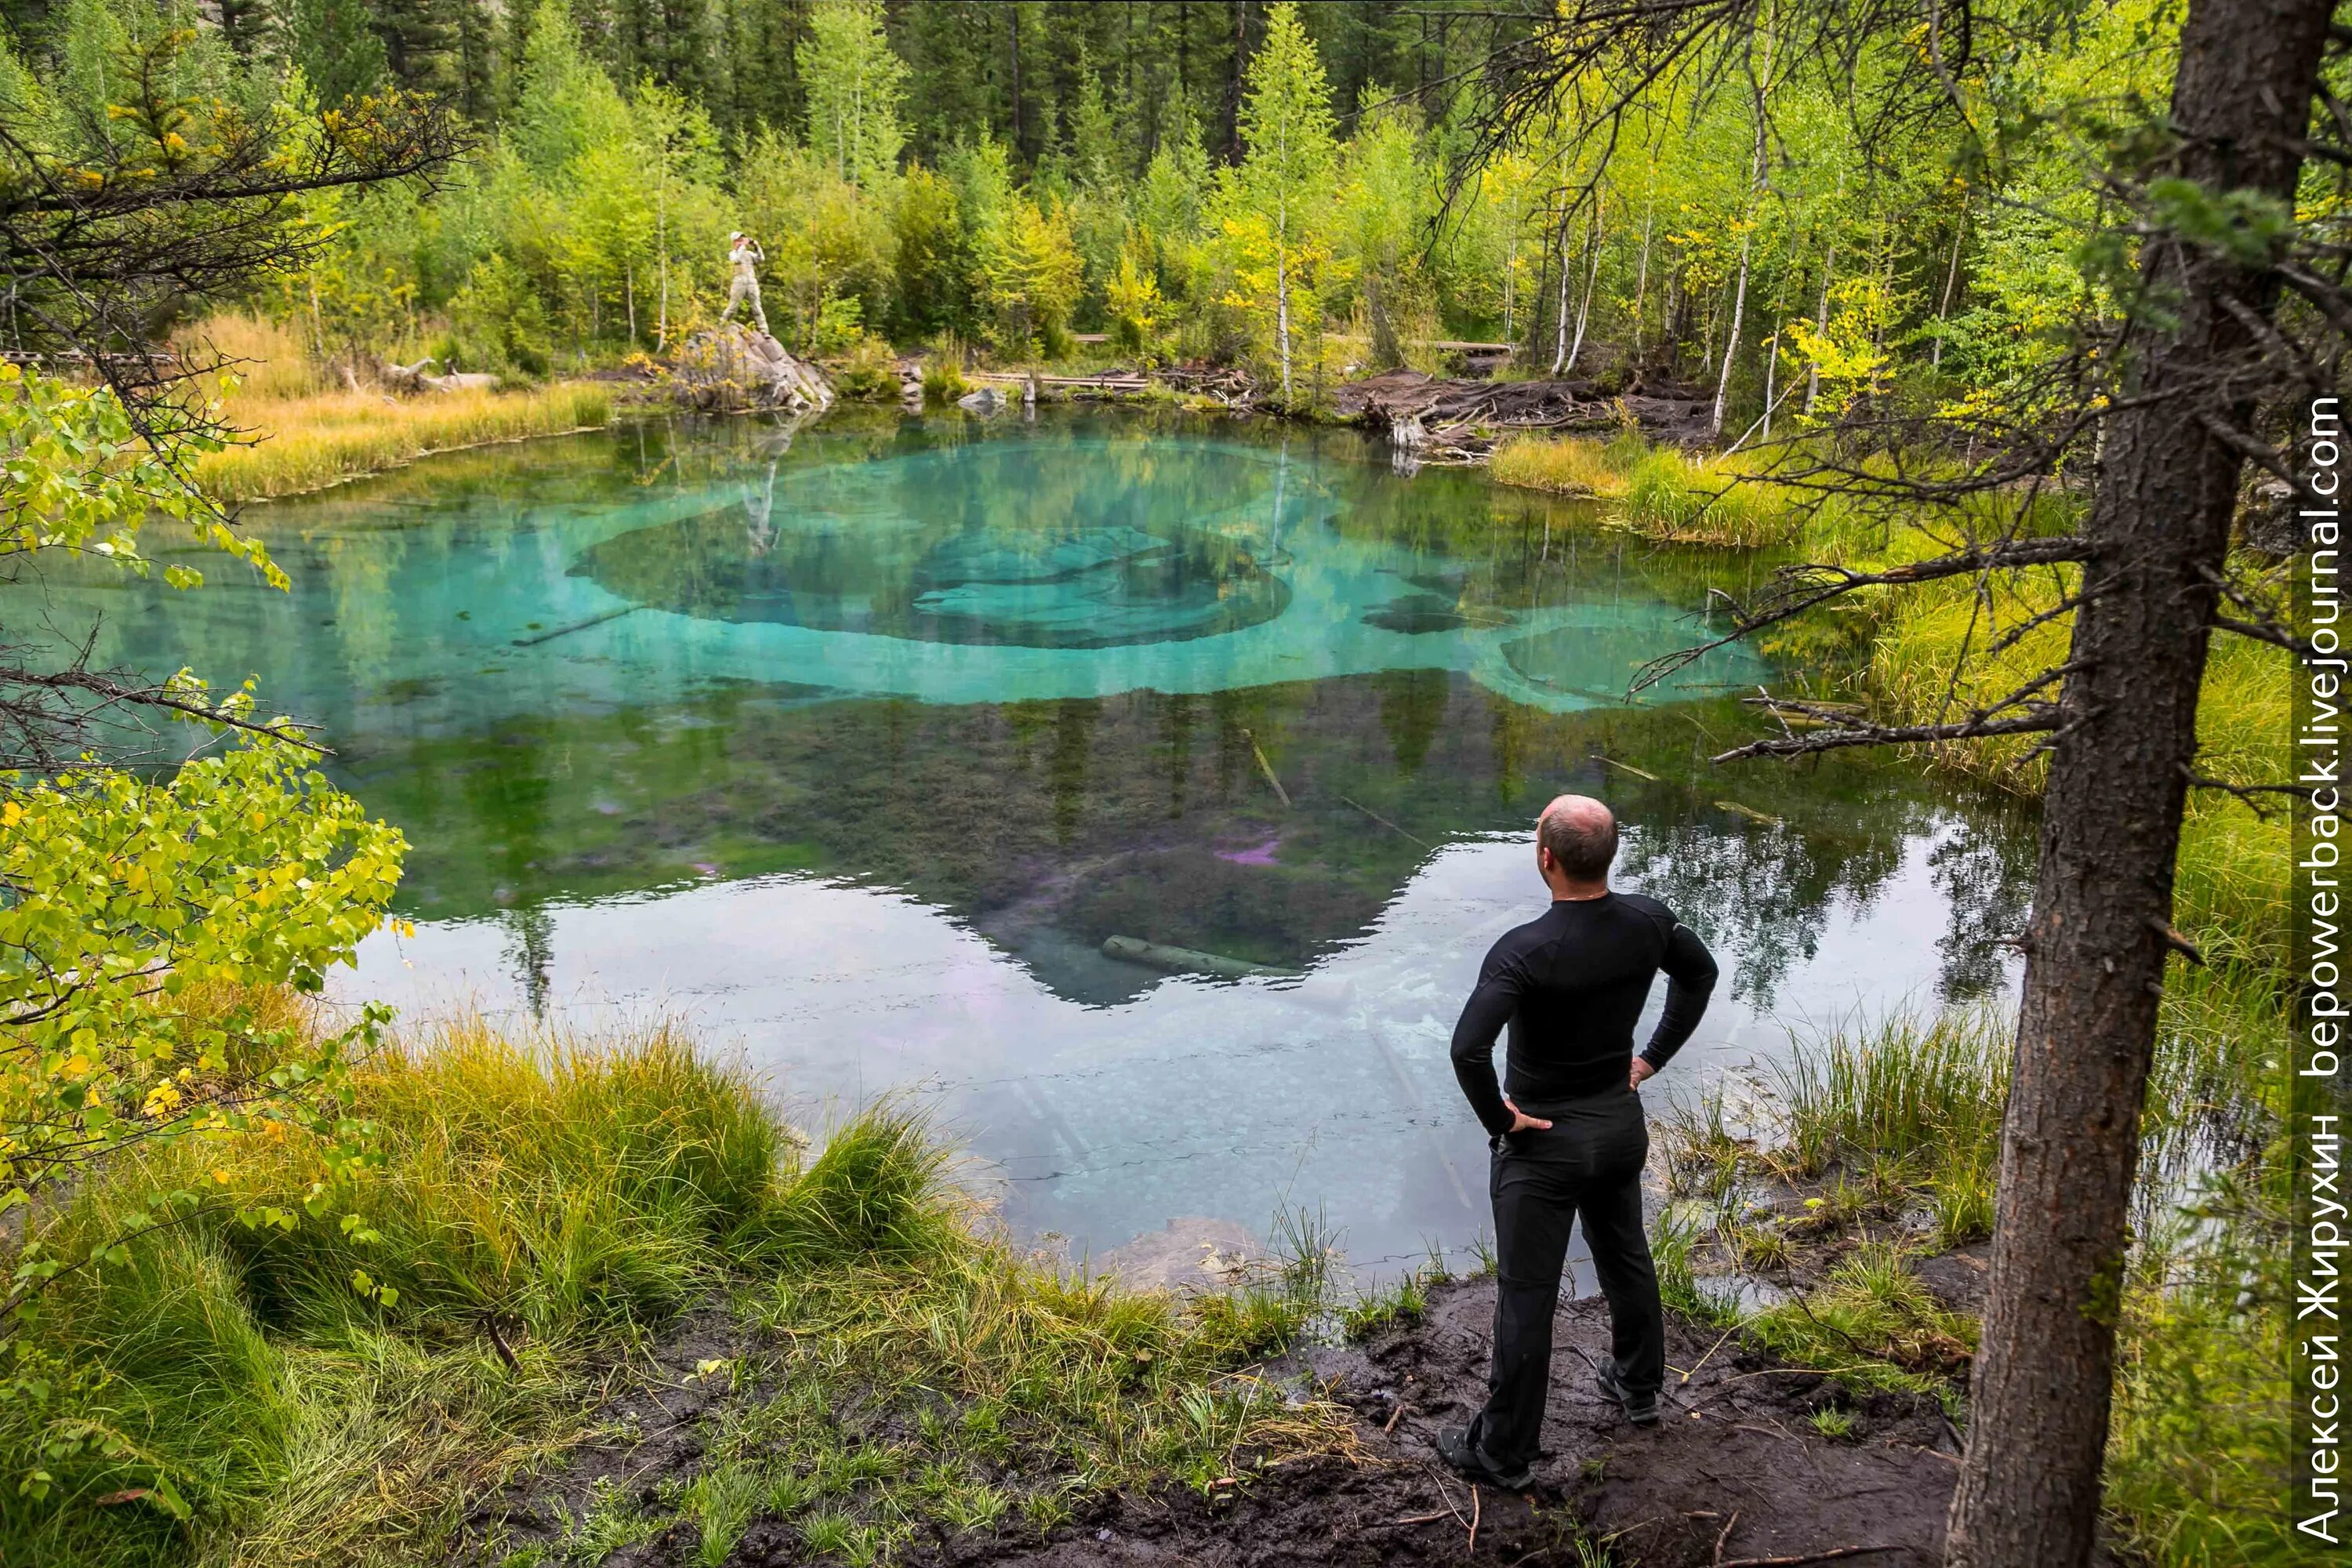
[666,326,833,413]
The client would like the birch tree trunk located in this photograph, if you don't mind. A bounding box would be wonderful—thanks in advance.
[1713,49,1769,437]
[1275,121,1293,405]
[1566,194,1602,373]
[1930,212,1964,369]
[1804,244,1833,416]
[1631,198,1654,358]
[1711,235,1749,437]
[1550,206,1573,373]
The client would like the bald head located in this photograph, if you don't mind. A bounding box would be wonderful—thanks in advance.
[1537,794,1618,884]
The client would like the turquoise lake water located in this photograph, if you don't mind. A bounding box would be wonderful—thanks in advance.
[28,408,2033,1276]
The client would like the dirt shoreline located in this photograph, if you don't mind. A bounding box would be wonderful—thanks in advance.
[464,1278,1962,1567]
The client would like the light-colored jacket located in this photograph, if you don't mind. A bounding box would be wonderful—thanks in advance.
[729,238,764,281]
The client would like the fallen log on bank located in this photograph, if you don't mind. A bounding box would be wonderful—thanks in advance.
[379,357,499,394]
[1332,368,1716,458]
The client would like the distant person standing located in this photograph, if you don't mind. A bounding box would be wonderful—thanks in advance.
[723,231,768,335]
[1439,794,1719,1489]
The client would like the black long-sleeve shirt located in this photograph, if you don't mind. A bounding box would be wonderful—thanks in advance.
[1450,891,1720,1136]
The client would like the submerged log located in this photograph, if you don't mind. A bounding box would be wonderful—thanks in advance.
[1099,935,1292,982]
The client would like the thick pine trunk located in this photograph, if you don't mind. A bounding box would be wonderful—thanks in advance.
[1944,0,2328,1561]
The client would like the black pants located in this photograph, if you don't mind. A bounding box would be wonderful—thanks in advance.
[1469,1083,1664,1470]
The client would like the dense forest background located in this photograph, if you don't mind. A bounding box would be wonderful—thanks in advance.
[0,0,2118,429]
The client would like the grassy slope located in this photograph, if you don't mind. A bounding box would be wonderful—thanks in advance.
[1,1014,1348,1568]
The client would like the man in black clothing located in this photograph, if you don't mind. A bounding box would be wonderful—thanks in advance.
[1439,794,1719,1490]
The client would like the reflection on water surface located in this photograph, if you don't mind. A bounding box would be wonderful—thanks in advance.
[37,408,2035,1270]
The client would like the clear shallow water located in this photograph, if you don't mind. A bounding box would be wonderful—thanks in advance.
[27,408,2033,1272]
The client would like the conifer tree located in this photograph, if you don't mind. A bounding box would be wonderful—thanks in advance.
[282,0,388,104]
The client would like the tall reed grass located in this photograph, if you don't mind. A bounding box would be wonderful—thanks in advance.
[1773,1009,2009,1178]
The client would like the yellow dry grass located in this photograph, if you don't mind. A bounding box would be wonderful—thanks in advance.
[172,313,613,503]
[196,384,613,503]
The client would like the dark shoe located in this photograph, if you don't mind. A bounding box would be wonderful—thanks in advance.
[1436,1425,1534,1490]
[1596,1361,1661,1426]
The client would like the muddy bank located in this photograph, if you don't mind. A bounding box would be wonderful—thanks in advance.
[463,1277,1959,1567]
[920,1281,1957,1568]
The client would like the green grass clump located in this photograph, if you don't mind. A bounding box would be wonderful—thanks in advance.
[0,1015,771,1568]
[920,354,970,404]
[1745,1243,1976,1396]
[1653,1082,1751,1204]
[1650,1208,1740,1328]
[1774,1008,2009,1187]
[1338,1265,1435,1341]
[1489,434,1624,496]
[1773,1009,2009,1249]
[1806,1406,1857,1442]
[1489,430,1805,547]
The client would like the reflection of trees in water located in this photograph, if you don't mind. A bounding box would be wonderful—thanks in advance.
[1375,668,1446,778]
[1619,794,2033,1012]
[1926,815,2038,999]
[1618,819,1899,1011]
[502,906,556,1020]
[360,648,2038,1004]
